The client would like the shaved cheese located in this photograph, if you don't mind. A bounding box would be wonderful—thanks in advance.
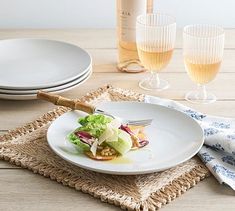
[90,139,99,156]
[105,128,118,142]
[109,118,121,128]
[98,126,114,144]
[98,118,121,144]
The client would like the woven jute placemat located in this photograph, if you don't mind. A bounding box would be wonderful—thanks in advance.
[0,85,210,211]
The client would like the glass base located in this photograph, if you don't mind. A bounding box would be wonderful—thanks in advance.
[185,90,216,104]
[139,77,169,91]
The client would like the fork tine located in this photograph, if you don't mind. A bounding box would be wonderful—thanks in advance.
[128,122,151,126]
[129,121,153,124]
[127,119,153,124]
[129,118,153,122]
[127,119,153,126]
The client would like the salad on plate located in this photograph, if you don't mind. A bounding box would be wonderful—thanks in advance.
[67,114,149,161]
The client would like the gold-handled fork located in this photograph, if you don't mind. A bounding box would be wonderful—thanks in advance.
[37,91,152,126]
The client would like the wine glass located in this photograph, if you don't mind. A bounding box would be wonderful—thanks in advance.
[136,13,176,91]
[183,24,225,104]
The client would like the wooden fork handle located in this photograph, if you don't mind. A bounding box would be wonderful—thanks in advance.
[37,91,95,114]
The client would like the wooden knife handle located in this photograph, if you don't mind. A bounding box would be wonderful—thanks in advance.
[37,91,95,114]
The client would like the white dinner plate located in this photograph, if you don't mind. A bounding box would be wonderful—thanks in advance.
[0,69,92,100]
[47,102,204,175]
[0,64,92,94]
[0,39,92,89]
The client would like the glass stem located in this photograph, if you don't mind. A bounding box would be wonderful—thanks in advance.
[197,84,207,100]
[150,71,160,88]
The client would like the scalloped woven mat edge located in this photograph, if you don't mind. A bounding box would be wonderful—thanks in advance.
[0,85,210,211]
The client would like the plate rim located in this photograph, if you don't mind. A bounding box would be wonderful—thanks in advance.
[47,101,204,175]
[0,64,92,94]
[0,38,92,89]
[0,68,92,100]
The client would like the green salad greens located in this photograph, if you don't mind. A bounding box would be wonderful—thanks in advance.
[67,114,148,160]
[78,114,112,137]
[67,132,90,152]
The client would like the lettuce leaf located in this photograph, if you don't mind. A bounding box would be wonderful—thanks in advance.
[67,132,90,152]
[107,129,132,155]
[77,114,112,137]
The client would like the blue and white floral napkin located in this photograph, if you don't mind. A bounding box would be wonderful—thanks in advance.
[145,95,235,190]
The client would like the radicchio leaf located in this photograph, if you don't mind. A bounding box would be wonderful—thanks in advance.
[120,125,149,148]
[120,125,135,135]
[74,131,94,146]
[138,140,149,148]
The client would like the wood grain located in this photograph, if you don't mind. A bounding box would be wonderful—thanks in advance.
[0,169,119,211]
[0,29,235,49]
[0,29,116,49]
[1,99,235,131]
[0,170,233,211]
[88,49,235,73]
[42,72,235,100]
[0,29,235,211]
[0,72,235,130]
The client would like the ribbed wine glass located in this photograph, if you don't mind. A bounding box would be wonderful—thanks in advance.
[136,13,176,91]
[183,24,225,104]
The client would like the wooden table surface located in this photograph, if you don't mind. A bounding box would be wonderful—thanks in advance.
[0,29,234,211]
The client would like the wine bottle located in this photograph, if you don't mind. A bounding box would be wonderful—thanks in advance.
[117,0,153,73]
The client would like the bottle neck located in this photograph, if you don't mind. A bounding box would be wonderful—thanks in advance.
[147,0,153,13]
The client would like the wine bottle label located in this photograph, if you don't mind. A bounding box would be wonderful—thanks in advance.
[118,0,147,42]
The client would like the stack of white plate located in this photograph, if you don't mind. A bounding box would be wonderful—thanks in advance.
[0,39,92,100]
